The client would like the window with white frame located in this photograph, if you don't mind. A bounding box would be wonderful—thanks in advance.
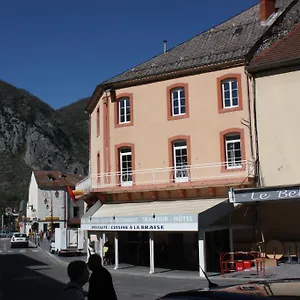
[119,148,132,186]
[225,134,242,168]
[173,140,188,182]
[118,97,131,124]
[171,88,186,116]
[222,79,239,109]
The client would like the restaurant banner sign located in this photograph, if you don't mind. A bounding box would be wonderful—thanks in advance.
[81,214,198,231]
[229,186,300,203]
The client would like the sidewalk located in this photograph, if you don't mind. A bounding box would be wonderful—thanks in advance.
[34,241,300,281]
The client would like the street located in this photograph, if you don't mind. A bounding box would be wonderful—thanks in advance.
[0,238,241,300]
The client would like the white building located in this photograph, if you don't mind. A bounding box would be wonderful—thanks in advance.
[26,171,84,234]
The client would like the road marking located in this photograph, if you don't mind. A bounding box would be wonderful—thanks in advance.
[32,249,38,252]
[20,250,26,253]
[7,250,12,253]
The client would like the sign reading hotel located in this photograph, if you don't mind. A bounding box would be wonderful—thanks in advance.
[230,186,300,203]
[81,214,198,231]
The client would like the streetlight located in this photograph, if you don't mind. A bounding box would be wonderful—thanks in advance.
[43,191,54,233]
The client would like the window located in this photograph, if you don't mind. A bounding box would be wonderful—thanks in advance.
[118,97,130,123]
[119,147,133,186]
[97,152,100,182]
[217,74,243,113]
[114,93,133,128]
[73,207,79,218]
[171,88,186,116]
[96,107,100,136]
[167,83,189,120]
[173,140,189,182]
[222,79,238,108]
[225,134,242,169]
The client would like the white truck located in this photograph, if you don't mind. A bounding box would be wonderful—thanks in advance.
[52,228,84,255]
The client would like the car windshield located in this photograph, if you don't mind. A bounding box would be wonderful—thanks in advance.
[14,234,26,238]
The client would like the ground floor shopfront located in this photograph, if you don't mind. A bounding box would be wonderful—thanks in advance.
[81,198,235,277]
[229,185,300,263]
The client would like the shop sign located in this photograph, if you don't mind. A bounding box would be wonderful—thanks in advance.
[81,214,197,225]
[230,186,300,203]
[81,222,197,232]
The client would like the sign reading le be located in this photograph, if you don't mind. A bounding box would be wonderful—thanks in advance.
[233,186,300,203]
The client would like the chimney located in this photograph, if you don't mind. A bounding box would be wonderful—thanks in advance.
[260,0,276,21]
[163,40,167,54]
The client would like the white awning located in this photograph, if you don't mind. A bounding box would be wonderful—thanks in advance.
[92,198,228,218]
[81,198,233,231]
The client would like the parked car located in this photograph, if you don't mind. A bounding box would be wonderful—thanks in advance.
[50,239,55,254]
[0,231,8,238]
[11,233,28,248]
[157,279,300,299]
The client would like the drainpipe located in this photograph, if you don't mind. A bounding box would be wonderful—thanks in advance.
[246,70,262,187]
[245,70,255,160]
[252,77,262,187]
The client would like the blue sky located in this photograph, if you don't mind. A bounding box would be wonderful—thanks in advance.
[1,0,258,109]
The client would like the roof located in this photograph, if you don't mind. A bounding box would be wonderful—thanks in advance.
[33,170,83,189]
[248,2,300,72]
[86,0,294,112]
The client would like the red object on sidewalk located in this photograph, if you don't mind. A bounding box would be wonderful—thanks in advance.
[243,261,252,269]
[235,261,244,271]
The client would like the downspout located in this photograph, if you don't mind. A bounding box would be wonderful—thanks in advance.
[245,68,262,187]
[252,76,262,187]
[245,70,255,160]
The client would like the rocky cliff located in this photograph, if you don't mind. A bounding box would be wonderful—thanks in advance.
[0,80,90,206]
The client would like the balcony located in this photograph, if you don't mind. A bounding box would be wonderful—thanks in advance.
[76,160,255,193]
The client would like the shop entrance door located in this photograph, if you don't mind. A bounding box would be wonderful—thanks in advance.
[205,229,230,273]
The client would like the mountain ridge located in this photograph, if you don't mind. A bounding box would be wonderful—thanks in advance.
[0,79,90,207]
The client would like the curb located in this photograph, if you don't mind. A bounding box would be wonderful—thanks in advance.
[40,248,69,266]
[32,241,68,266]
[107,267,260,282]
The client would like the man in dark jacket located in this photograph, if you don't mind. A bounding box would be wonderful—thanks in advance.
[87,254,118,300]
[62,260,90,300]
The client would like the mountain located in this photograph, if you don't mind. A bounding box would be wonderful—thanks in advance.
[0,80,89,207]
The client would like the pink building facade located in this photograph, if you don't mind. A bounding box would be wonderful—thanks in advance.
[76,0,294,276]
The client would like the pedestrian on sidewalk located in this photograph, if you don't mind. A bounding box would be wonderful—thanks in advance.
[87,254,118,300]
[62,260,90,300]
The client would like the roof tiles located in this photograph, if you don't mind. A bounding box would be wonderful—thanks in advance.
[101,0,293,86]
[33,170,83,189]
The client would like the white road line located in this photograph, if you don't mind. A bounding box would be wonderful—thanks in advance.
[32,249,38,252]
[20,250,26,253]
[7,250,13,253]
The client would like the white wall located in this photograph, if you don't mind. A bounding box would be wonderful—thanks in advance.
[256,68,300,186]
[27,172,38,220]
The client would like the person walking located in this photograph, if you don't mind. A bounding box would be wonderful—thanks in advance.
[62,260,90,300]
[87,254,118,300]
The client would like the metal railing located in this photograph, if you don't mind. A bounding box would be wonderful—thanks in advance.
[76,160,255,192]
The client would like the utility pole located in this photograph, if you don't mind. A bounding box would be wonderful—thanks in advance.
[1,214,3,232]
